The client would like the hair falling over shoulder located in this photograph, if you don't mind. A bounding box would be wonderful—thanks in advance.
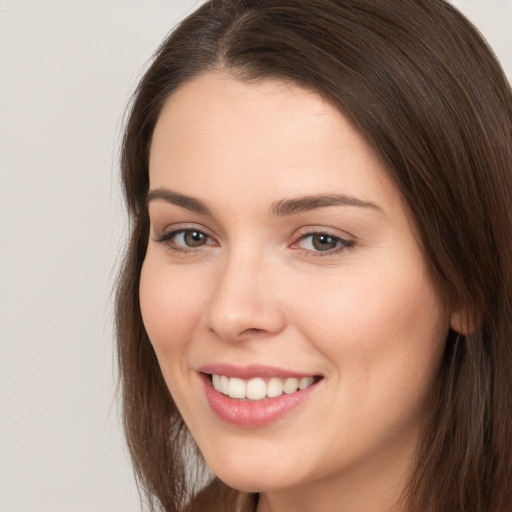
[116,1,512,510]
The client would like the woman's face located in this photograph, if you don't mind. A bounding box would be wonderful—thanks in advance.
[140,74,452,505]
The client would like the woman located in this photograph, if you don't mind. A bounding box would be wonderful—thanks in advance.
[116,1,512,511]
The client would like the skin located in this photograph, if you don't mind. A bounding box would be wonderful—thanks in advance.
[140,73,457,512]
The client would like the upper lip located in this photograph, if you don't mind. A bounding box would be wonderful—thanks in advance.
[198,363,319,380]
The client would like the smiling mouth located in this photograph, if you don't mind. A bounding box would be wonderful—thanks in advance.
[207,374,322,401]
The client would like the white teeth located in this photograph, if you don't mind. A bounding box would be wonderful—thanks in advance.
[228,377,246,399]
[267,377,284,397]
[283,377,299,394]
[220,375,229,394]
[211,374,316,400]
[299,376,315,390]
[246,378,267,400]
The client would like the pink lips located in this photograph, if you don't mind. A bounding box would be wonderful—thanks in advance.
[199,363,314,380]
[198,364,321,427]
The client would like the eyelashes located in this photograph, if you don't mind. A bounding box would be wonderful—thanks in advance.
[155,227,355,258]
[292,232,355,256]
[155,228,216,254]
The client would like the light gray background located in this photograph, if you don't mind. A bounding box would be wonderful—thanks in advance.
[0,1,510,511]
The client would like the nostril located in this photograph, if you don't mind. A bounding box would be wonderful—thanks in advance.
[204,279,287,342]
[239,327,267,337]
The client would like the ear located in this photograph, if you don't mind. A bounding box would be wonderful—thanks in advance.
[450,308,479,335]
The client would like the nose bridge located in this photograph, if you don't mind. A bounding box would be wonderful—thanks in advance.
[205,243,285,341]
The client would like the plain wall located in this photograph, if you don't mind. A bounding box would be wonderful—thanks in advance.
[0,1,510,511]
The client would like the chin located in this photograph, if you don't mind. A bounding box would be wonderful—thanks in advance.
[214,470,291,494]
[202,447,303,494]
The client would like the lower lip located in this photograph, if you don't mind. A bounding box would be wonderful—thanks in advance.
[200,374,320,427]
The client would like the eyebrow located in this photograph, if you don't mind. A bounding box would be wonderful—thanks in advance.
[147,188,212,215]
[270,194,383,216]
[147,187,383,216]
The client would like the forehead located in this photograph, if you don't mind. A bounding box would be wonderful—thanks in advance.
[149,73,402,216]
[150,74,344,166]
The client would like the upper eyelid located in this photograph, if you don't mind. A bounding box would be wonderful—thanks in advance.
[296,231,348,242]
[156,230,352,259]
[293,232,353,248]
[156,227,215,243]
[154,222,214,238]
[153,223,355,246]
[293,226,356,241]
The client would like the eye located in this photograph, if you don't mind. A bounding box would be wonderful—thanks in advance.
[174,230,210,247]
[293,231,354,255]
[156,228,216,252]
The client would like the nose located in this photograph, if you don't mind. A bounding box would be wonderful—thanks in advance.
[204,250,287,343]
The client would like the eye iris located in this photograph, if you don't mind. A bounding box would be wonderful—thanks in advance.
[312,234,337,251]
[184,230,207,247]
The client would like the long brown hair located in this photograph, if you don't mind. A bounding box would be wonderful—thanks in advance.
[116,1,512,510]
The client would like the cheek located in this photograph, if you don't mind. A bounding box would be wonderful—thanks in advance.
[287,261,449,463]
[139,257,204,358]
[294,258,448,393]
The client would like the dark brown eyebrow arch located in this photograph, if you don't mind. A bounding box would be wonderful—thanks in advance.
[270,194,383,216]
[147,188,212,215]
[147,188,383,217]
